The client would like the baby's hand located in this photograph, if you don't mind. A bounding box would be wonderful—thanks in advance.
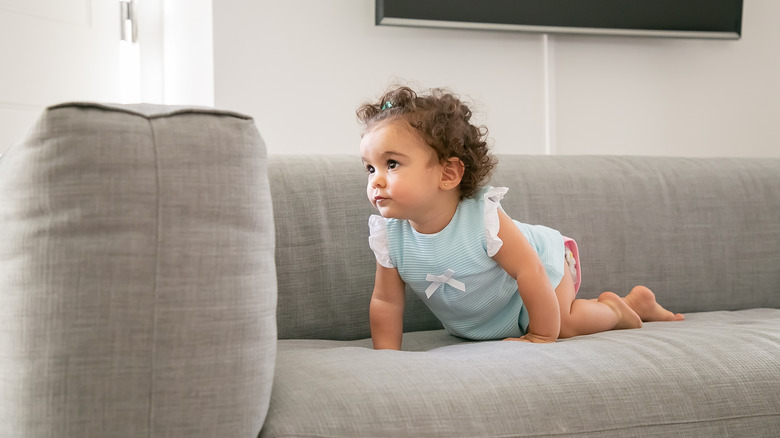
[503,333,557,344]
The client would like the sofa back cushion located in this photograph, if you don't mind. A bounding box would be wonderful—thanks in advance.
[491,155,780,313]
[0,103,277,437]
[270,154,780,341]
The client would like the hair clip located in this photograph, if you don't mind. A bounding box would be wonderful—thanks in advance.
[381,101,393,110]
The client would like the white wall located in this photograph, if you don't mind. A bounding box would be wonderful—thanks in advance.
[162,0,213,106]
[553,1,780,157]
[135,0,214,106]
[213,0,780,157]
[0,0,121,149]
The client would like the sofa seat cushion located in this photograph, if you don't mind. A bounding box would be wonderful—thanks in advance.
[261,308,780,437]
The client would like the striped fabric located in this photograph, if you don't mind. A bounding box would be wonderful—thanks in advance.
[371,186,567,340]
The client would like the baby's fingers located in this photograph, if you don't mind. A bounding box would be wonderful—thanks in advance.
[503,334,556,343]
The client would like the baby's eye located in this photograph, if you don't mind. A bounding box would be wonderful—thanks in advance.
[365,165,375,174]
[387,160,399,170]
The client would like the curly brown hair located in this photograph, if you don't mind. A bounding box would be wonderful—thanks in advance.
[356,86,496,199]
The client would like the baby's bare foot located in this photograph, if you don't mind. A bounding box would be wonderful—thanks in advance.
[598,291,642,330]
[623,286,685,322]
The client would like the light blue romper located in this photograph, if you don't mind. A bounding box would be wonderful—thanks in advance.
[369,186,577,341]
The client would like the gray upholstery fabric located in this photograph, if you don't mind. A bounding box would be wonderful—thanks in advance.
[491,156,780,313]
[0,103,277,437]
[265,154,780,436]
[263,309,780,437]
[269,155,441,340]
[270,155,780,341]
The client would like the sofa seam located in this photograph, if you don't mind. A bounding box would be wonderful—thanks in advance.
[147,114,161,438]
[261,413,780,438]
[492,412,780,437]
[47,101,253,121]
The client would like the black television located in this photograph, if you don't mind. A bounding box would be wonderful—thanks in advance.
[376,0,743,39]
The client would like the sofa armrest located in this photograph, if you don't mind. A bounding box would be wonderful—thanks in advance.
[0,103,277,437]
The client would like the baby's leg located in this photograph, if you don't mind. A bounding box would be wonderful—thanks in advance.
[623,286,685,322]
[555,267,642,338]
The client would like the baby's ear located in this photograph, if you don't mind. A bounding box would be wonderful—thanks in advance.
[440,157,465,190]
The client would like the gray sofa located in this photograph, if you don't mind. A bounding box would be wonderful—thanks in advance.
[1,103,779,437]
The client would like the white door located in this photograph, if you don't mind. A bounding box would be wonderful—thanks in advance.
[0,0,122,150]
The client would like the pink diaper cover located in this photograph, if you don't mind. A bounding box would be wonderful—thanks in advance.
[562,236,582,293]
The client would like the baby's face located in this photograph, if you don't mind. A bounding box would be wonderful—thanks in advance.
[360,121,443,222]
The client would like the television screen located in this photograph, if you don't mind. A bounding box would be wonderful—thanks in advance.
[376,0,743,39]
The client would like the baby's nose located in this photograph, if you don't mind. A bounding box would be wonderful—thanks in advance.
[371,173,385,188]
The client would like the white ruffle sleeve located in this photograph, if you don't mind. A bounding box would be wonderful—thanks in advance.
[368,214,394,268]
[483,186,510,257]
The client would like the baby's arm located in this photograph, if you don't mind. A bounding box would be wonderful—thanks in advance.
[369,262,406,350]
[491,210,560,342]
